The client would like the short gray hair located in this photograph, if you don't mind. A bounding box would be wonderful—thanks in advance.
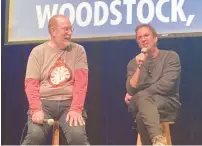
[135,24,158,37]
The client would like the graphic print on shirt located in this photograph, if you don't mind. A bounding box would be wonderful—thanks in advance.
[48,57,72,87]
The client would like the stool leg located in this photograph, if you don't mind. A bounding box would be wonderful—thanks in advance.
[137,122,173,145]
[52,122,59,146]
[137,133,142,145]
[162,122,172,145]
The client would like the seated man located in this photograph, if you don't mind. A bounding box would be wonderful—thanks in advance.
[22,14,89,145]
[125,24,181,145]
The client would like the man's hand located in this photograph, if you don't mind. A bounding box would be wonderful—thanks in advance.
[66,111,85,126]
[136,52,148,67]
[124,93,132,104]
[32,110,44,124]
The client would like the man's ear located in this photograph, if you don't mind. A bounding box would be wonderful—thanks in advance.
[50,27,56,36]
[154,36,158,44]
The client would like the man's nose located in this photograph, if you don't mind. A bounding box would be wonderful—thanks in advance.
[141,39,147,43]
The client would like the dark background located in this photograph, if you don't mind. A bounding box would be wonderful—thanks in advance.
[2,0,202,145]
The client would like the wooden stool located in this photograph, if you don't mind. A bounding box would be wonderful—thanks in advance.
[137,122,174,145]
[52,121,59,146]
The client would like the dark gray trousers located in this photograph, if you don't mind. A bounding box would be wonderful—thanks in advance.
[129,91,180,145]
[22,99,89,145]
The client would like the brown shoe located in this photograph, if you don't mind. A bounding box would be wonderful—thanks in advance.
[152,135,167,146]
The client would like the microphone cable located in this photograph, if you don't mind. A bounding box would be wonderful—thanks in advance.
[20,121,28,145]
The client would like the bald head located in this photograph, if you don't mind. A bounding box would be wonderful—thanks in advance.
[48,14,73,49]
[48,14,71,35]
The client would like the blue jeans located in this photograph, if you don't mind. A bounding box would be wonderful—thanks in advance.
[22,99,89,145]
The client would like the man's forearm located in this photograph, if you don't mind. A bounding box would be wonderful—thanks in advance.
[126,67,142,95]
[70,69,88,113]
[25,78,42,116]
[130,67,141,88]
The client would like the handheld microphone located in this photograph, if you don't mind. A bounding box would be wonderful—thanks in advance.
[141,48,148,54]
[138,48,148,68]
[44,119,55,126]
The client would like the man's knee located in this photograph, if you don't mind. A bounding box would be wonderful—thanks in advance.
[30,126,45,138]
[135,92,154,107]
[66,126,89,145]
[23,125,46,144]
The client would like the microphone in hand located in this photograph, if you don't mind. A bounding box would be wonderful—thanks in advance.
[44,119,55,126]
[137,48,148,68]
